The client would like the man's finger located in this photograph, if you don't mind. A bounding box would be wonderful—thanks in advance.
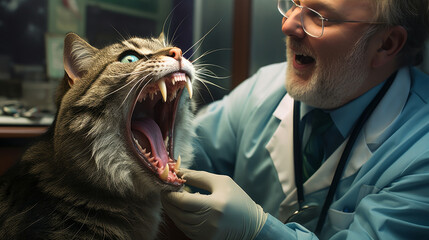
[162,199,209,226]
[162,190,211,212]
[179,169,226,192]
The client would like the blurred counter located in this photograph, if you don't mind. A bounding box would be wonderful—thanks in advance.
[0,115,53,175]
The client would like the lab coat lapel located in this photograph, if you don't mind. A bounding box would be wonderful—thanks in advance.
[265,94,352,219]
[267,67,411,222]
[266,94,296,201]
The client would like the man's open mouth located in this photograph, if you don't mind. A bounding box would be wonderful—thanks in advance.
[126,72,192,186]
[295,53,315,65]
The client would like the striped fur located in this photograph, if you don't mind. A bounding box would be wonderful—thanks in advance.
[0,33,195,239]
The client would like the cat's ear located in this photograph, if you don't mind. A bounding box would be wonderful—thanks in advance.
[63,33,97,87]
[158,32,166,45]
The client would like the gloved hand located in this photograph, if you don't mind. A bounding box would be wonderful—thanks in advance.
[161,169,268,240]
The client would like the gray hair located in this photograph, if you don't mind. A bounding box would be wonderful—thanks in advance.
[370,0,429,66]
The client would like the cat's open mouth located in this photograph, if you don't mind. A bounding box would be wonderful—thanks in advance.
[127,72,192,186]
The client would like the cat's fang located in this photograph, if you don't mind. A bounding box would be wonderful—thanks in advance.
[175,155,181,173]
[160,164,169,181]
[158,79,167,102]
[186,77,193,99]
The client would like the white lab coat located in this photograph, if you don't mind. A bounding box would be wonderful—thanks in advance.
[191,62,429,239]
[268,67,410,222]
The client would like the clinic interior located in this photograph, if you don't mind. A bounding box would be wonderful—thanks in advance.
[1,0,429,174]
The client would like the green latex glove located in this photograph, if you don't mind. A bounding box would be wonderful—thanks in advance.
[161,169,268,240]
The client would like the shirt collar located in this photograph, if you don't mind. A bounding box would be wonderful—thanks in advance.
[301,80,386,138]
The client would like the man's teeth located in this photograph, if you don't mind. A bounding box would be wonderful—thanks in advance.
[295,52,315,65]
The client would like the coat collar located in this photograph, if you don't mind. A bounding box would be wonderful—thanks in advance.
[266,67,411,221]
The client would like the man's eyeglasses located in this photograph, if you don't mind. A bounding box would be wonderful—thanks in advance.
[278,0,385,38]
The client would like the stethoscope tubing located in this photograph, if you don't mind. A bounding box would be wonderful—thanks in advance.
[290,71,397,236]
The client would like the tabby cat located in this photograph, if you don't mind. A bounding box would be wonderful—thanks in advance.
[0,32,196,239]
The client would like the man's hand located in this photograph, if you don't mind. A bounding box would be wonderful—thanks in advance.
[161,169,268,240]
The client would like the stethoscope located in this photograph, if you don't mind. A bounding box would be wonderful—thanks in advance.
[287,71,396,236]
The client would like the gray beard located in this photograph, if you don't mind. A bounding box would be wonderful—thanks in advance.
[285,38,369,109]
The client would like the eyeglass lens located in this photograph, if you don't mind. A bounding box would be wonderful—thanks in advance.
[278,0,325,38]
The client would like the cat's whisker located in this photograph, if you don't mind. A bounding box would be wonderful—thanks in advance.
[196,71,230,80]
[165,18,173,46]
[194,76,216,102]
[104,72,151,99]
[192,66,228,101]
[196,67,222,78]
[105,69,151,105]
[120,76,151,108]
[105,79,138,98]
[140,53,150,61]
[187,39,206,61]
[182,20,221,57]
[112,26,129,44]
[191,48,231,64]
[193,63,228,71]
[170,17,187,45]
[193,64,229,83]
[161,2,183,46]
[195,76,228,90]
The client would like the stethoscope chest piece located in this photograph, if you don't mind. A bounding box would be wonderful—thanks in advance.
[286,203,321,225]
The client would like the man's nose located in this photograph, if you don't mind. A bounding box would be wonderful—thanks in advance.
[169,47,182,61]
[281,12,306,38]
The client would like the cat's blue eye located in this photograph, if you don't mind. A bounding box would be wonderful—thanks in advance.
[120,55,139,63]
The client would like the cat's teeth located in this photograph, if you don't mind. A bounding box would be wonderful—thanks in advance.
[175,155,181,173]
[185,77,193,99]
[133,136,146,153]
[164,136,169,148]
[160,164,169,181]
[158,79,167,102]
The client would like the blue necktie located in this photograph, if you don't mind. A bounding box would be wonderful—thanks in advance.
[302,109,333,181]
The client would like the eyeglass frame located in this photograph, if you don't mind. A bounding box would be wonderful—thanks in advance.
[278,0,386,38]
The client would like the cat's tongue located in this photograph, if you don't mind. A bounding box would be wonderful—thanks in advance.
[131,118,169,168]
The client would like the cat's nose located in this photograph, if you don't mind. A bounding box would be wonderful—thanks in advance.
[169,47,182,61]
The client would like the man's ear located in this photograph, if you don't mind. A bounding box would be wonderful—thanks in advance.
[63,33,97,87]
[371,26,407,68]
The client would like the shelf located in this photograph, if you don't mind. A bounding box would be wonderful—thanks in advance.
[0,126,48,138]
